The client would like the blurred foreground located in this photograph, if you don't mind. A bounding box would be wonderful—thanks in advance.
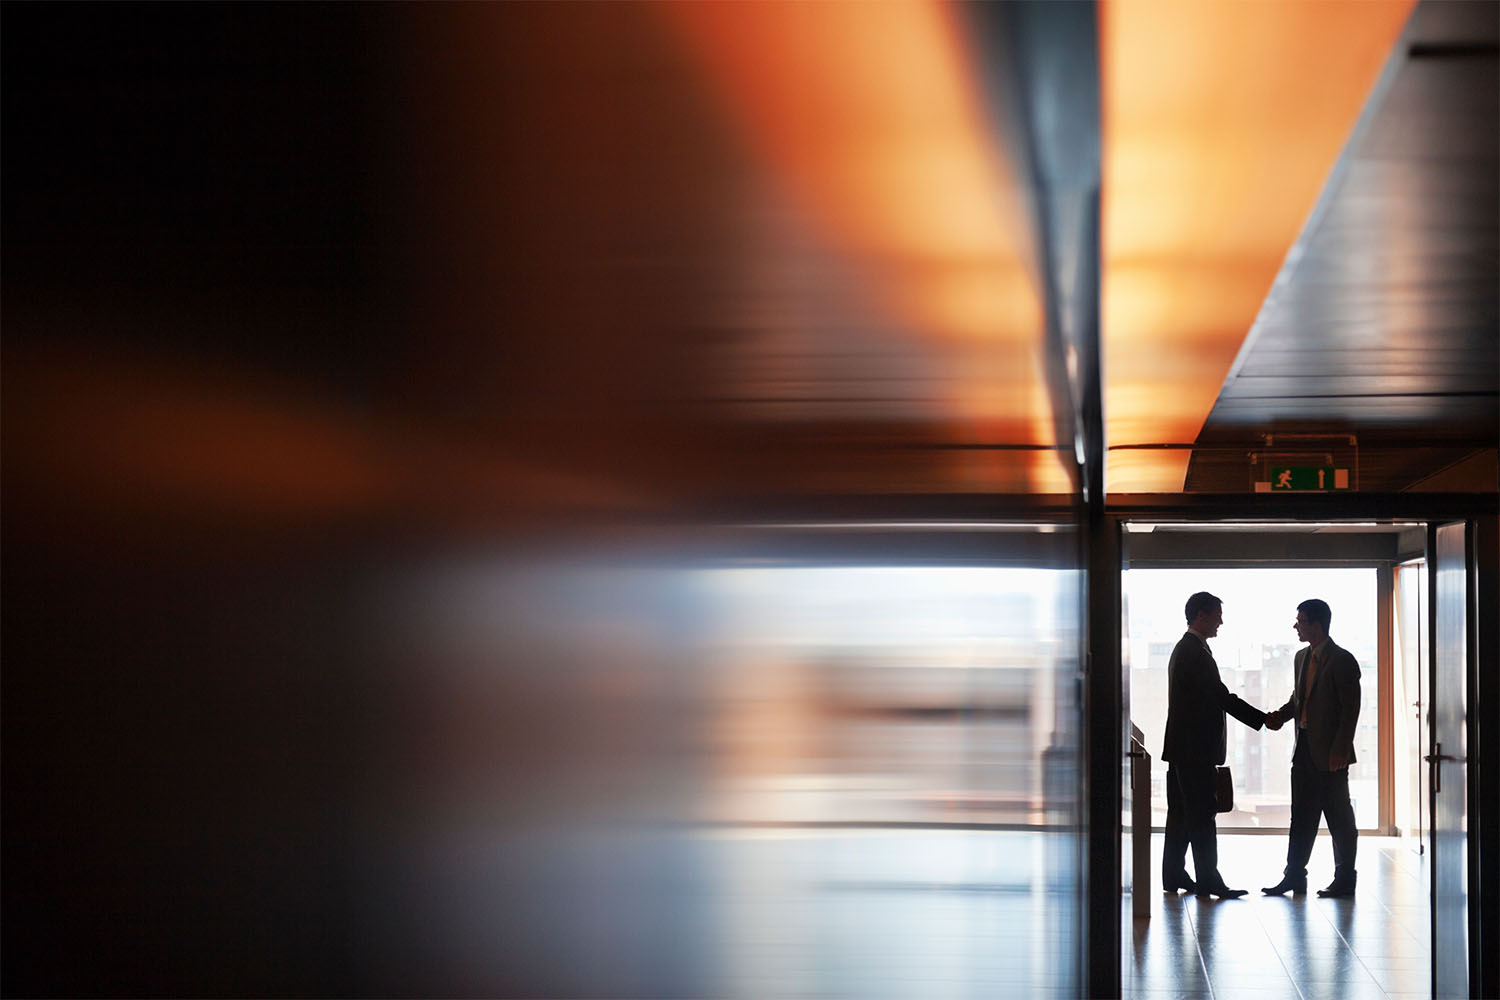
[4,4,1087,995]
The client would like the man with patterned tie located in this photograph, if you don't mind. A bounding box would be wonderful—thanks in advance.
[1262,599,1362,898]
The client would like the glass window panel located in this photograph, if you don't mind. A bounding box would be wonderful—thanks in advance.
[1125,567,1379,830]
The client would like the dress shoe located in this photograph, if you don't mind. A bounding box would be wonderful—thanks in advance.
[1261,876,1307,896]
[1195,884,1249,899]
[1317,877,1357,898]
[1162,874,1199,893]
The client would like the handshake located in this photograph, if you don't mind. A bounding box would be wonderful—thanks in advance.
[1265,709,1285,731]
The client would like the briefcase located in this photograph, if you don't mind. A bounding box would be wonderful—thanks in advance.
[1214,765,1234,813]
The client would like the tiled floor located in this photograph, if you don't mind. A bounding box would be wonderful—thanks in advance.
[507,826,1434,997]
[1126,833,1431,1000]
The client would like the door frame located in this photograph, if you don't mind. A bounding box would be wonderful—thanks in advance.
[1477,513,1499,1000]
[1097,494,1497,1000]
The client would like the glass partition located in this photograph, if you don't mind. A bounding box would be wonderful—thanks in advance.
[693,563,1075,827]
[356,524,1085,998]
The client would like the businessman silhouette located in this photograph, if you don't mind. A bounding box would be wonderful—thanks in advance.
[1161,591,1268,898]
[1262,598,1361,898]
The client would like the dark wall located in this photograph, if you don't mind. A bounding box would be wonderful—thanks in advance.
[4,8,386,992]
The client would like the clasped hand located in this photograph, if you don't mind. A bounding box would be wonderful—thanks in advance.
[1262,711,1348,768]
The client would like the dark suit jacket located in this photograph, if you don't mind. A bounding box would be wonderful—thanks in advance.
[1273,637,1361,771]
[1162,630,1266,765]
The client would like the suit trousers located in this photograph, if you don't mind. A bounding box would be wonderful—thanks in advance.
[1163,762,1221,888]
[1283,731,1358,880]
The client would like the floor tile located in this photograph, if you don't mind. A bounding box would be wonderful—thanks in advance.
[1199,955,1287,973]
[1292,966,1380,989]
[1132,951,1206,970]
[1356,954,1430,971]
[1130,973,1214,988]
[1131,834,1434,1000]
[1211,989,1317,1000]
[1303,986,1400,1000]
[1366,966,1430,993]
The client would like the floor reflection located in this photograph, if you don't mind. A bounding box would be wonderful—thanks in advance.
[1125,834,1430,1000]
[705,828,1081,999]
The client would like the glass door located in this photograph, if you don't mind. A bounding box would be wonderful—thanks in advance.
[1428,521,1469,998]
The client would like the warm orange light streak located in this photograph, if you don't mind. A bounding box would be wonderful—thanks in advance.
[4,345,666,545]
[1102,0,1413,493]
[667,3,1031,273]
[664,2,1065,489]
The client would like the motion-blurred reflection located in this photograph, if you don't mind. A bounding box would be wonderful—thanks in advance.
[3,2,1086,996]
[350,526,1081,996]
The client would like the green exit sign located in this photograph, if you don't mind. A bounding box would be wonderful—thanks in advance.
[1270,466,1349,491]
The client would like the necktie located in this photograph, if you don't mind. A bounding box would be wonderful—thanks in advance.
[1299,651,1318,727]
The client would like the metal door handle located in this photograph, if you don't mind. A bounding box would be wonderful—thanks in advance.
[1424,742,1464,794]
[1423,740,1460,762]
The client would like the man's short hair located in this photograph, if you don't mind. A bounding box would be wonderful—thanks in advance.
[1184,591,1222,625]
[1298,599,1332,633]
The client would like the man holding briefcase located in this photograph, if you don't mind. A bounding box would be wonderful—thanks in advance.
[1161,591,1269,898]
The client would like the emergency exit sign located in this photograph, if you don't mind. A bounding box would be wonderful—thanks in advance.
[1270,466,1349,491]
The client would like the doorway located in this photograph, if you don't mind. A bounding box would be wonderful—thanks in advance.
[1118,518,1477,1000]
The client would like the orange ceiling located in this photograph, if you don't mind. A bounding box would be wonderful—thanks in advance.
[1101,0,1414,492]
[669,0,1414,496]
[664,1,1071,493]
